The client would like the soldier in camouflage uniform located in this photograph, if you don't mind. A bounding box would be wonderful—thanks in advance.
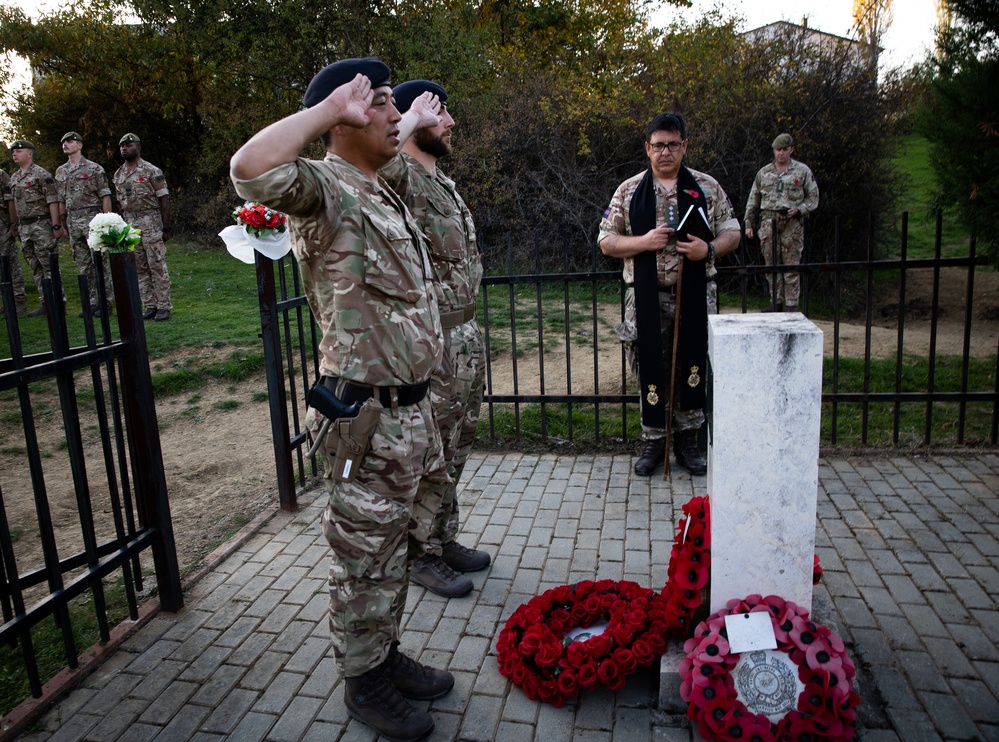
[9,140,65,317]
[599,113,740,476]
[231,59,455,742]
[381,80,490,599]
[0,166,28,315]
[55,132,113,315]
[744,133,820,312]
[113,133,173,321]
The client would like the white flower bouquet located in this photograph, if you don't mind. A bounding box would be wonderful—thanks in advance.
[88,213,142,253]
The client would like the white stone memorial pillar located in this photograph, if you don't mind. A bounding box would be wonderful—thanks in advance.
[706,313,823,614]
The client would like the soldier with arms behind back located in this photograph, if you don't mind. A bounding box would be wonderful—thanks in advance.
[55,131,113,316]
[230,58,457,742]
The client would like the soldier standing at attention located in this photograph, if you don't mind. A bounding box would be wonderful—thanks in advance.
[381,79,491,599]
[0,164,28,315]
[744,133,819,312]
[9,140,65,317]
[55,131,113,316]
[231,59,455,742]
[113,133,172,321]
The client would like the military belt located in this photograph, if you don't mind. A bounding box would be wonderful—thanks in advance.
[440,304,476,329]
[322,376,430,408]
[18,214,47,226]
[123,208,159,219]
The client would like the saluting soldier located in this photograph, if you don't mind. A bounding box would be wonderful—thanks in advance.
[231,59,455,742]
[381,79,491,599]
[0,165,28,315]
[55,131,113,316]
[113,133,172,321]
[9,140,65,317]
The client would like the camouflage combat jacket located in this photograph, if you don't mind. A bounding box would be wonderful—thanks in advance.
[381,153,482,313]
[56,157,111,212]
[232,156,443,387]
[113,158,168,215]
[598,167,739,286]
[744,159,819,230]
[0,169,11,229]
[10,163,60,220]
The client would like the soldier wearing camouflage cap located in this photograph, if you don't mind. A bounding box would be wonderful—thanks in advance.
[381,80,491,599]
[9,139,66,316]
[744,133,820,312]
[56,131,114,316]
[231,58,455,742]
[113,133,173,321]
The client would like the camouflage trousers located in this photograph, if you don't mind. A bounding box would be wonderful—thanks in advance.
[0,228,27,312]
[313,395,449,676]
[759,215,804,307]
[19,221,65,307]
[413,319,486,555]
[618,284,718,441]
[67,209,113,308]
[127,211,172,311]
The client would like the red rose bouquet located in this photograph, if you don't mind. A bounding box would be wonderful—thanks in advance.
[232,201,287,239]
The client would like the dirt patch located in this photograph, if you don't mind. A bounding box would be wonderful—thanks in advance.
[0,267,996,588]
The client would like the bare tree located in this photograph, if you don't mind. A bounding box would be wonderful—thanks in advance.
[853,0,893,76]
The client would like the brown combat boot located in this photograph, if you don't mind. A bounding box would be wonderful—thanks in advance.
[411,554,473,597]
[441,540,491,572]
[344,661,434,742]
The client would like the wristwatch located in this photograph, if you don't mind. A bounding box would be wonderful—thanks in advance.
[51,223,60,230]
[706,242,715,262]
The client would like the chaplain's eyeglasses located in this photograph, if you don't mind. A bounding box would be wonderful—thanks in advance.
[649,140,685,154]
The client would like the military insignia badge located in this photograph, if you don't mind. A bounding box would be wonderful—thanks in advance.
[646,384,659,406]
[687,366,701,388]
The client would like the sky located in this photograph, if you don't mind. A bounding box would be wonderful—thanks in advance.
[652,0,941,69]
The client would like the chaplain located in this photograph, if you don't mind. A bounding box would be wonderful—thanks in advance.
[598,112,740,477]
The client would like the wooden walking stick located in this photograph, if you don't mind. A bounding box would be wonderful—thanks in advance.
[663,256,684,481]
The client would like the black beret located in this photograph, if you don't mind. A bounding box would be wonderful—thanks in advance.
[392,80,448,114]
[10,140,35,150]
[304,58,392,109]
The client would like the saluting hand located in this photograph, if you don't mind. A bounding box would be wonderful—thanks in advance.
[409,92,443,129]
[328,74,374,129]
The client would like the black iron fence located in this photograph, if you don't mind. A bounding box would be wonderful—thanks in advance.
[0,252,181,720]
[256,215,998,509]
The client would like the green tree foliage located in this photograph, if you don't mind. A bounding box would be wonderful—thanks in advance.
[1,0,912,273]
[919,0,999,261]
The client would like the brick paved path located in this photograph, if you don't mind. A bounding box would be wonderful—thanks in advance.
[18,453,999,741]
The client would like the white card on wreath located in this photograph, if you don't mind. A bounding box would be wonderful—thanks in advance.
[724,611,778,653]
[566,620,608,643]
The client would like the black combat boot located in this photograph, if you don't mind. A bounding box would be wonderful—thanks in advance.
[386,642,455,700]
[344,661,435,742]
[673,429,707,475]
[634,438,667,476]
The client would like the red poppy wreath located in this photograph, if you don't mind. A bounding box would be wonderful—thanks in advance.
[679,594,860,742]
[495,579,670,707]
[661,496,823,640]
